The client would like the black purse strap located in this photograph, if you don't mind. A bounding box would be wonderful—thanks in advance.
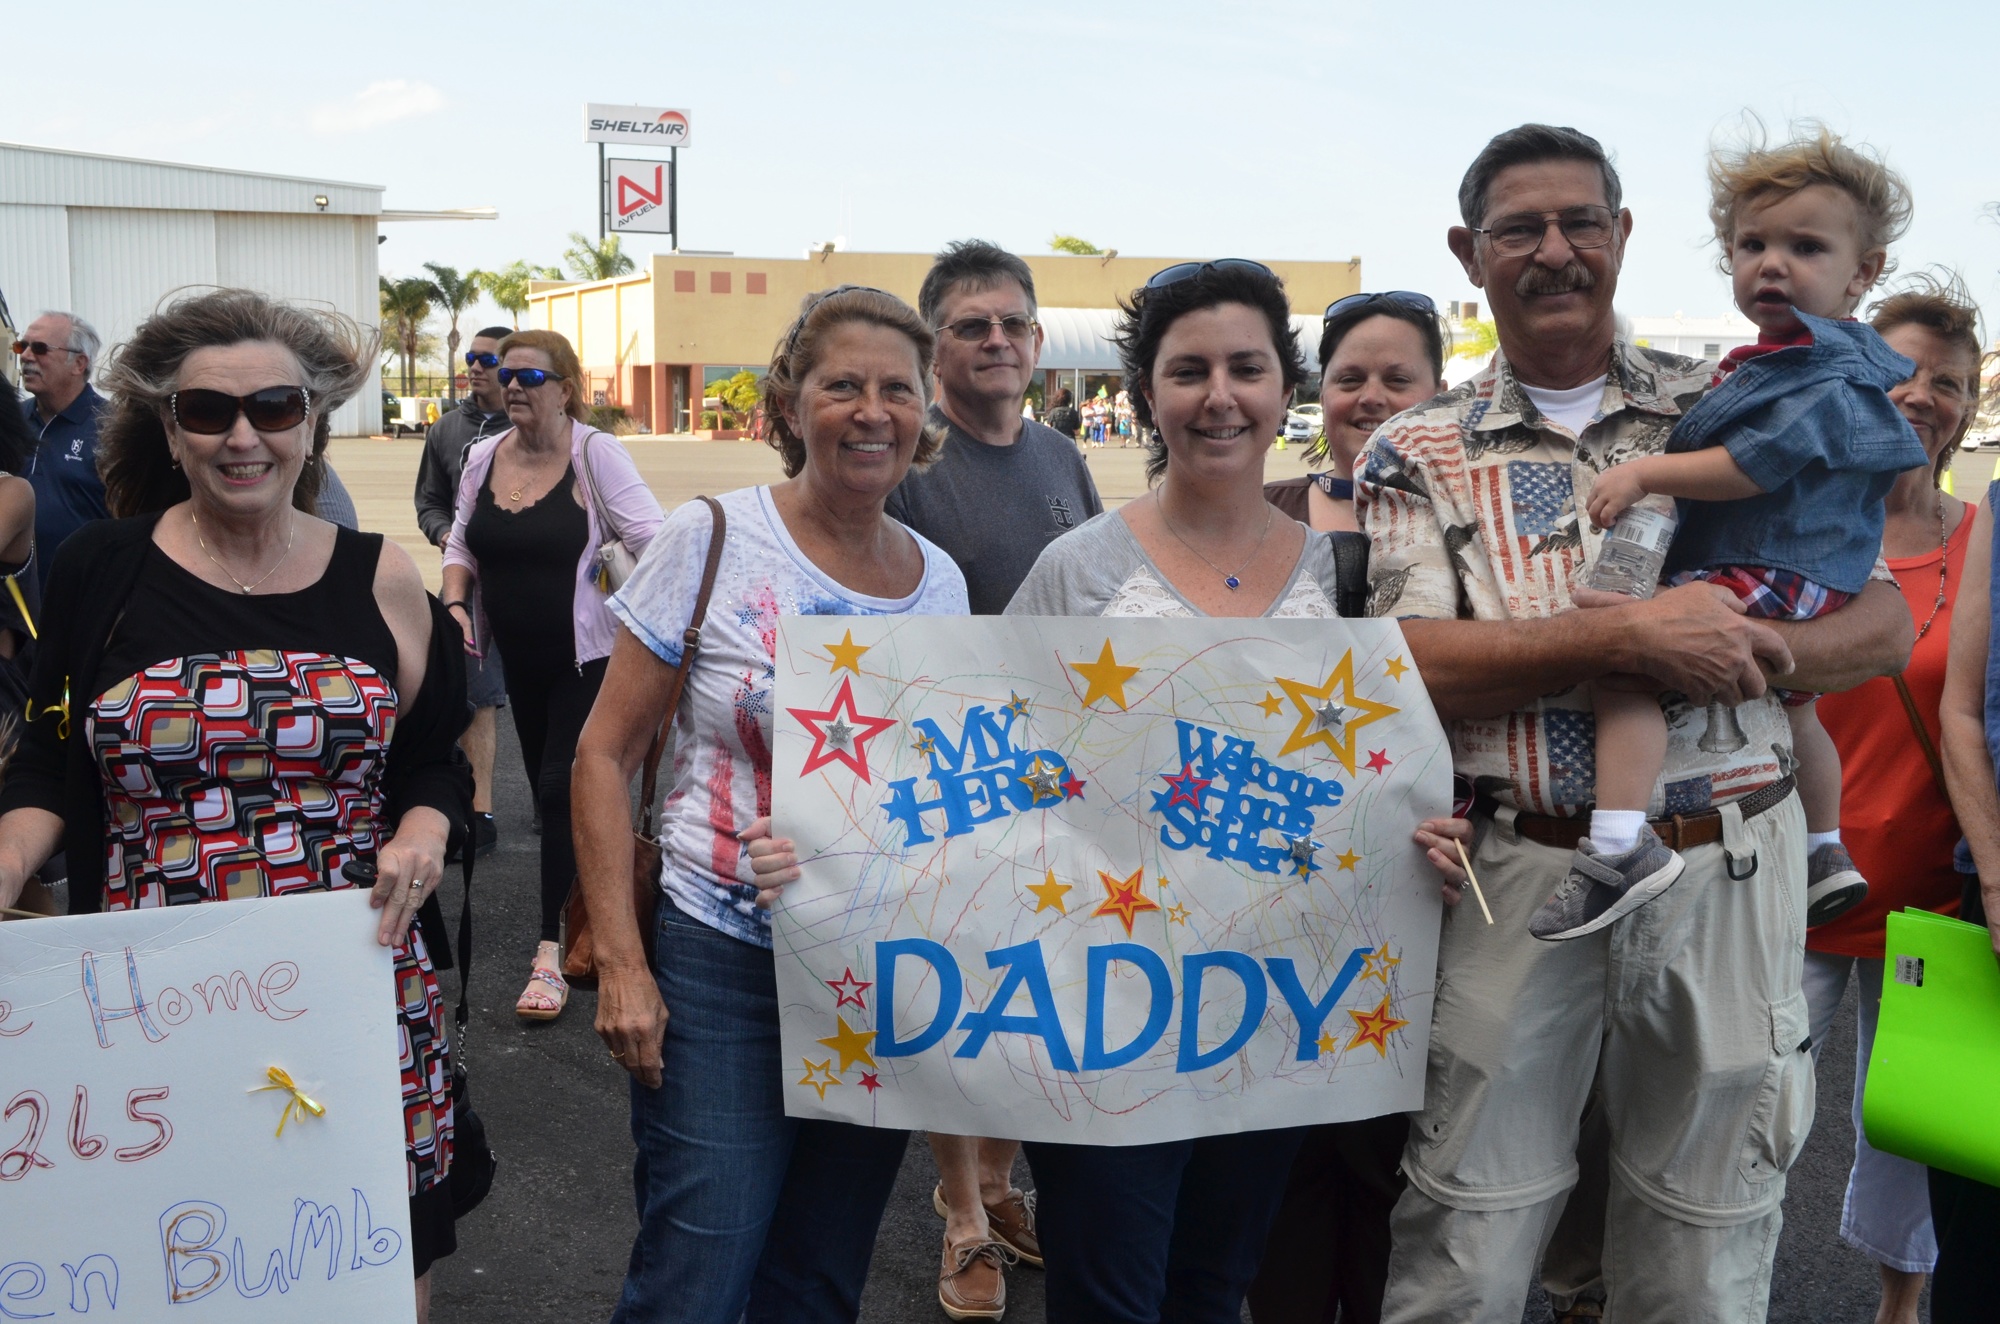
[455,831,474,1032]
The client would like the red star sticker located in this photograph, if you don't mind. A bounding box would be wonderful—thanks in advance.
[1347,996,1410,1056]
[786,677,898,783]
[1160,763,1211,811]
[1092,867,1162,937]
[1061,772,1087,800]
[858,1071,882,1094]
[1364,749,1392,773]
[826,968,872,1011]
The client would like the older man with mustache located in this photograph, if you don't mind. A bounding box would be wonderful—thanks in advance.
[1360,125,1913,1322]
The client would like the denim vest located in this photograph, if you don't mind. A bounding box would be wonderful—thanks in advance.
[1958,482,2000,910]
[1662,311,1927,593]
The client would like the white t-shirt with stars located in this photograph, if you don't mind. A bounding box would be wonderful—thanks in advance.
[608,485,968,948]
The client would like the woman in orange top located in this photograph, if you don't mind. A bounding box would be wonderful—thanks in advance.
[1808,278,1986,1324]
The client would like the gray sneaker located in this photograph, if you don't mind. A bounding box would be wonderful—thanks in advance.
[1805,843,1868,927]
[1529,826,1687,942]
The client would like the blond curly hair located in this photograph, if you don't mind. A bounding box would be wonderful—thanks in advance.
[1708,121,1912,280]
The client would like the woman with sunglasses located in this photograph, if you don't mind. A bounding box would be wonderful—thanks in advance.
[441,329,663,1022]
[1265,292,1448,537]
[0,288,471,1319]
[1000,260,1473,1323]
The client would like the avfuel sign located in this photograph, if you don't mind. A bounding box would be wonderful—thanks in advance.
[608,159,674,234]
[584,104,692,147]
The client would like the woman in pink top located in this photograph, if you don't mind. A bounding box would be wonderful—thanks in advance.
[442,329,663,1021]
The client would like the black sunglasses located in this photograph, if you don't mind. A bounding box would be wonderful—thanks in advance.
[171,386,311,435]
[781,285,895,358]
[497,367,558,388]
[1144,258,1278,289]
[10,339,74,358]
[464,351,500,368]
[1324,291,1437,323]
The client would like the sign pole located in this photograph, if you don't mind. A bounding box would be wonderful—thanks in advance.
[598,142,608,240]
[669,147,679,253]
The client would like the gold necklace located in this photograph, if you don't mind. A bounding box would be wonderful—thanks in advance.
[1912,492,1951,642]
[190,509,297,594]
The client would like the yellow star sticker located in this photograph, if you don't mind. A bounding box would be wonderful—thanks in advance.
[798,1058,839,1100]
[1347,996,1409,1056]
[1335,848,1361,872]
[1017,756,1063,802]
[1315,1030,1339,1055]
[1026,871,1072,914]
[912,730,938,759]
[824,630,869,675]
[1384,655,1409,681]
[1256,691,1285,718]
[1166,902,1190,926]
[1070,639,1141,711]
[1361,947,1402,983]
[1093,867,1162,936]
[814,1017,878,1074]
[1274,651,1400,772]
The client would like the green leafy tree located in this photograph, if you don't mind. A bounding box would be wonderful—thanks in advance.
[474,260,564,328]
[421,263,481,400]
[1452,318,1499,360]
[1049,234,1103,255]
[378,275,434,396]
[711,370,761,426]
[563,232,636,281]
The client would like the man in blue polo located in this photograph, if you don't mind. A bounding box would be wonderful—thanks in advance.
[16,311,109,590]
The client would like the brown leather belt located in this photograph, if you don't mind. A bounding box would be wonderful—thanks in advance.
[1476,774,1797,853]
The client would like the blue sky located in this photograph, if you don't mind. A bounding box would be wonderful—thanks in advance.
[20,0,1998,338]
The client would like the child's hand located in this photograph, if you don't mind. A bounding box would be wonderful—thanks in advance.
[1586,461,1651,530]
[739,817,801,908]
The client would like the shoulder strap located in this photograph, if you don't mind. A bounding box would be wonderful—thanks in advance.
[635,496,726,836]
[1892,672,1950,801]
[577,430,622,544]
[1326,530,1371,620]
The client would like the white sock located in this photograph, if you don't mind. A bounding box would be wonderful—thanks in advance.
[1806,830,1842,853]
[1588,810,1647,856]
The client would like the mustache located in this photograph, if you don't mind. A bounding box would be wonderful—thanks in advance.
[1515,263,1595,297]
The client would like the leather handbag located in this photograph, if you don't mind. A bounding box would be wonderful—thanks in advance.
[562,496,726,987]
[579,430,641,593]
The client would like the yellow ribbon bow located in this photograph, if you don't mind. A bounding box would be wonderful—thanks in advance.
[25,676,69,740]
[248,1066,326,1137]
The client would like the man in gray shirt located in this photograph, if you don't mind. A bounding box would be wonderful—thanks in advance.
[888,240,1102,616]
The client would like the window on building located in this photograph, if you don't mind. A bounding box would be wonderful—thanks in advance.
[1703,342,1721,357]
[747,272,767,295]
[711,271,731,294]
[673,270,695,293]
[1462,301,1479,320]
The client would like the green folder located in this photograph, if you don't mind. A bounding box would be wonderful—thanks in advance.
[1863,908,2000,1187]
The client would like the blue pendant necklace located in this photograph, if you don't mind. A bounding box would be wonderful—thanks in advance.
[1158,495,1273,591]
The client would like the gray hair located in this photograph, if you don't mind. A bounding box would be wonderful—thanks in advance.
[34,310,102,367]
[1457,124,1623,228]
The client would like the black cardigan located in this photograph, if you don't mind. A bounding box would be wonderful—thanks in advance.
[0,515,472,916]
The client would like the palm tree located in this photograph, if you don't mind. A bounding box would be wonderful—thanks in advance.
[421,263,481,400]
[378,276,434,396]
[562,232,636,281]
[472,260,563,328]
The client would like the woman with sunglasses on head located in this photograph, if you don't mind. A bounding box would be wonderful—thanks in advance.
[1265,292,1448,537]
[441,329,663,1022]
[0,288,471,1320]
[573,286,968,1323]
[1001,260,1473,1323]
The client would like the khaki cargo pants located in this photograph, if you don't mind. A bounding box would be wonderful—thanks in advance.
[1382,792,1814,1324]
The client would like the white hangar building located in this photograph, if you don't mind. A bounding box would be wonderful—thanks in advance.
[0,141,490,436]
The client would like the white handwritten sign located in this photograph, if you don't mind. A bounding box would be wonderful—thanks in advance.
[0,890,415,1322]
[773,616,1450,1145]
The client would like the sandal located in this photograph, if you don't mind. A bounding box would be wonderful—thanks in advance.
[516,944,568,1021]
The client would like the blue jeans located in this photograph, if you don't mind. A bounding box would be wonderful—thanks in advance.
[610,902,909,1324]
[1024,1128,1306,1323]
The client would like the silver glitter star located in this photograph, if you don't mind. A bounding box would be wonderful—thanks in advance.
[1018,757,1063,802]
[824,717,855,749]
[1287,834,1321,877]
[1314,698,1347,733]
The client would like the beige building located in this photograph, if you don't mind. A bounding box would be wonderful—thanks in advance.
[525,250,1362,433]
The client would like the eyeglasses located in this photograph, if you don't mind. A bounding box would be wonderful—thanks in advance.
[10,339,75,358]
[937,315,1038,343]
[464,351,500,369]
[497,367,558,388]
[1470,206,1618,258]
[170,386,311,435]
[1144,258,1278,289]
[1324,291,1438,323]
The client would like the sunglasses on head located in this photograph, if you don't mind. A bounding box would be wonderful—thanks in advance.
[780,285,895,358]
[170,386,311,435]
[10,339,74,358]
[1323,290,1438,323]
[497,367,558,388]
[465,351,500,368]
[1144,258,1278,289]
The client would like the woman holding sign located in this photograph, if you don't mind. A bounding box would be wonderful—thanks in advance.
[0,290,470,1320]
[1000,259,1472,1323]
[572,286,970,1324]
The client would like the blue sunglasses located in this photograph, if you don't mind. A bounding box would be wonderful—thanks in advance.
[464,351,500,368]
[497,367,558,388]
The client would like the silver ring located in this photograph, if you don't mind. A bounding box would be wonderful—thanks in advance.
[407,878,424,894]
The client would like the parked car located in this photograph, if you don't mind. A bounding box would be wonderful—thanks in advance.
[1284,403,1323,443]
[389,396,442,438]
[1962,429,1997,451]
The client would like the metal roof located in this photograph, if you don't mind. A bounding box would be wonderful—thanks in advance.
[1037,307,1327,372]
[0,141,383,216]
